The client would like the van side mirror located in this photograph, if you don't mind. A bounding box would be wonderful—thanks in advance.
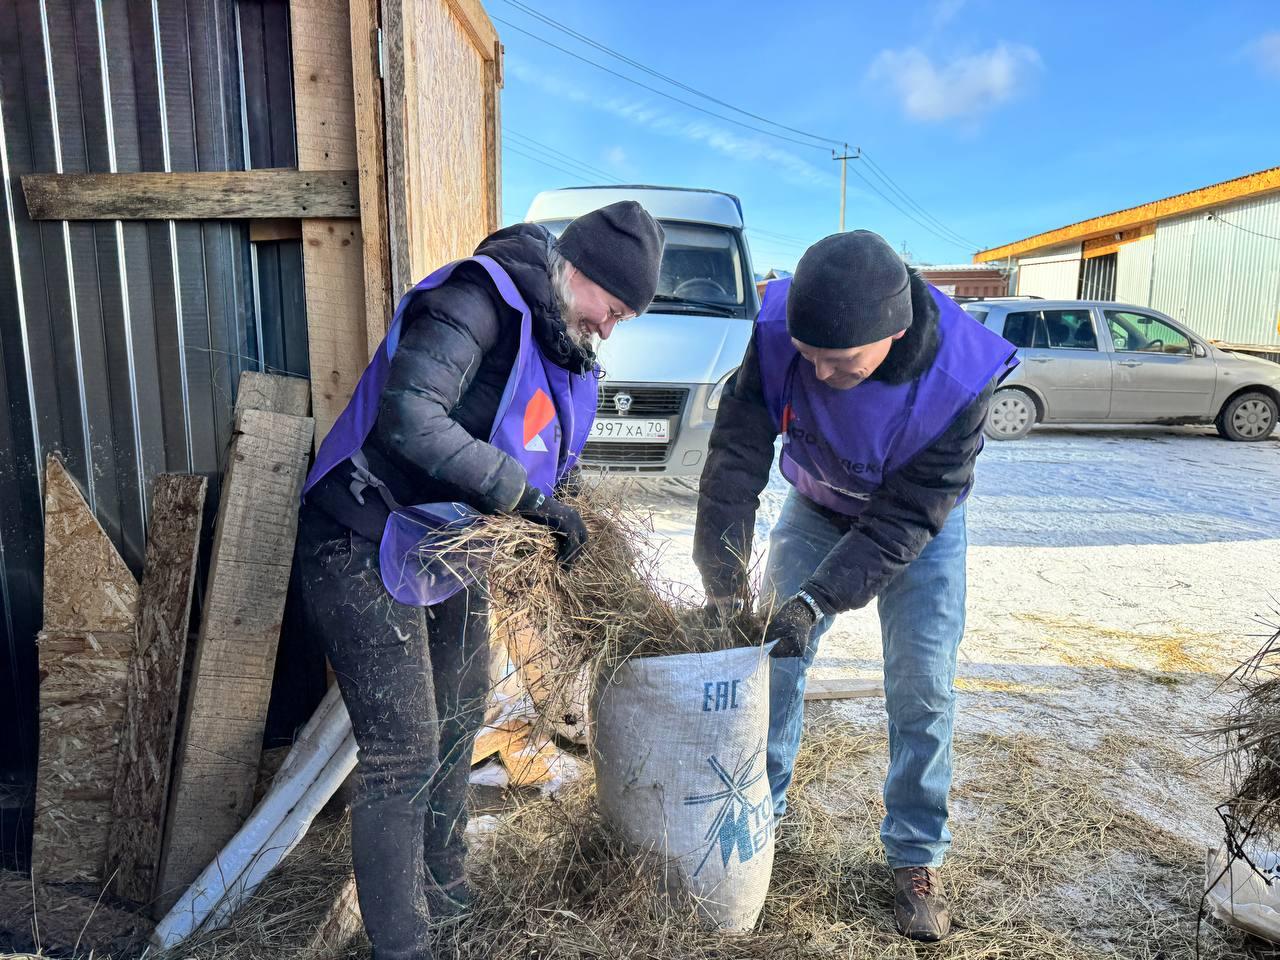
[1193,343,1207,358]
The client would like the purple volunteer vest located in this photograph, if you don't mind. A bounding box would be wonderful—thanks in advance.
[303,255,599,605]
[756,278,1018,516]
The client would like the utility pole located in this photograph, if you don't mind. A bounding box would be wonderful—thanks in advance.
[832,144,859,232]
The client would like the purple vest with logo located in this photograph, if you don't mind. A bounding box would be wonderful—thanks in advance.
[303,255,599,605]
[756,278,1017,516]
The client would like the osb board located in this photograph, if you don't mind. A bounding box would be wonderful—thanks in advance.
[42,455,139,632]
[291,0,368,447]
[155,408,313,914]
[0,870,150,958]
[403,0,494,278]
[105,474,208,905]
[31,629,136,884]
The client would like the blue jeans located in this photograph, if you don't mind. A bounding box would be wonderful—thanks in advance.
[763,492,968,869]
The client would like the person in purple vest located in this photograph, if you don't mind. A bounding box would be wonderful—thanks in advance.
[293,201,663,960]
[693,230,1017,943]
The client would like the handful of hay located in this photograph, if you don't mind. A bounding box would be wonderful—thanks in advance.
[448,482,764,694]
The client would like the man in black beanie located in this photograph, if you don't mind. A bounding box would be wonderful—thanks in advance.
[694,229,1017,943]
[296,200,662,960]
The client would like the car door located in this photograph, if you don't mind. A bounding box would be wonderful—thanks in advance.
[1102,309,1216,420]
[1000,307,1112,420]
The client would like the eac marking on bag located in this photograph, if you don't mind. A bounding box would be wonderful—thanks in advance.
[702,678,741,711]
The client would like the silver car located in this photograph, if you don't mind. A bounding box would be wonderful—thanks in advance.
[965,299,1280,441]
[526,186,758,476]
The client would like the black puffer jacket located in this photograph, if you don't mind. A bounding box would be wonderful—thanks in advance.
[307,223,594,538]
[693,268,995,613]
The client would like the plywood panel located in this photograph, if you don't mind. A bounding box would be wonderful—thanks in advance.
[31,629,136,884]
[403,0,493,277]
[42,455,139,632]
[105,475,208,904]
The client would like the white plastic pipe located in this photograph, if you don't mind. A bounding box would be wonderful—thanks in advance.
[152,689,354,948]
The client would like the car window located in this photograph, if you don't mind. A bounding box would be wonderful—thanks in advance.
[1104,311,1192,355]
[963,305,989,325]
[1001,309,1098,350]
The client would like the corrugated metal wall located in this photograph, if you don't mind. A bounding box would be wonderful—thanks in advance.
[1115,234,1154,306]
[0,0,304,869]
[1149,193,1280,346]
[1015,243,1082,299]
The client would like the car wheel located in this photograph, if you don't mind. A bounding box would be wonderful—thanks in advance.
[1216,391,1278,442]
[985,388,1037,441]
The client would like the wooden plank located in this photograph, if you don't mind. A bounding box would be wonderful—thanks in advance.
[154,408,314,914]
[304,876,363,955]
[249,218,303,242]
[292,0,368,447]
[803,676,885,702]
[31,629,136,884]
[350,0,393,356]
[444,0,498,58]
[484,43,501,236]
[20,170,359,221]
[104,475,208,905]
[381,0,412,297]
[42,454,139,632]
[233,370,312,419]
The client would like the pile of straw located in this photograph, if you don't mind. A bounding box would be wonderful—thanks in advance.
[162,714,1243,960]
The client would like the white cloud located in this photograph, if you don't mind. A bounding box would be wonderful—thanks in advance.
[506,59,840,190]
[929,0,966,29]
[604,145,628,169]
[1248,31,1280,77]
[868,43,1041,122]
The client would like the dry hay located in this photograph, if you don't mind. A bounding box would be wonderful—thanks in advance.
[441,483,766,733]
[146,714,1254,960]
[1203,615,1280,880]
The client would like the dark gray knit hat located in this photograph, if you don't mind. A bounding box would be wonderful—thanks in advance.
[787,230,912,348]
[556,201,665,315]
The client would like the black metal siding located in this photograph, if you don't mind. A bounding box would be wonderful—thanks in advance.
[0,0,305,869]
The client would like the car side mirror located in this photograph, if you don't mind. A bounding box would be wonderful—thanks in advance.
[1193,343,1207,358]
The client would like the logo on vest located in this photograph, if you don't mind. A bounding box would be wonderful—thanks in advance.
[783,405,882,476]
[523,389,555,453]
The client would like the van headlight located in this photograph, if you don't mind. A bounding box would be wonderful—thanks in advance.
[707,368,737,411]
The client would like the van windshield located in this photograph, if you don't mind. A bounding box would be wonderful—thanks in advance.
[538,219,749,317]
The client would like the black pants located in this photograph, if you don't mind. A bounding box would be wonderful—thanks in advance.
[295,505,490,960]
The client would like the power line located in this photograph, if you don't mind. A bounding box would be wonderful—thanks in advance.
[491,16,834,153]
[844,162,974,253]
[504,144,596,185]
[858,150,982,249]
[496,0,842,150]
[504,128,623,184]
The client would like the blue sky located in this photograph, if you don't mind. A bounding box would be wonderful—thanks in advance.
[488,0,1280,272]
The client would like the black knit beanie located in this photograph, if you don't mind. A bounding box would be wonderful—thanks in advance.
[556,200,665,315]
[787,230,913,348]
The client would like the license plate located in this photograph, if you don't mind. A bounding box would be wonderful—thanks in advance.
[590,418,670,443]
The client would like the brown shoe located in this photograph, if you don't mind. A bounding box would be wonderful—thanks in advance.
[893,866,951,942]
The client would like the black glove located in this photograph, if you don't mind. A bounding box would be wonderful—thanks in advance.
[764,594,822,659]
[515,486,589,568]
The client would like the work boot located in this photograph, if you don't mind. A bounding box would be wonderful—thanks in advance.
[892,866,951,942]
[425,876,471,921]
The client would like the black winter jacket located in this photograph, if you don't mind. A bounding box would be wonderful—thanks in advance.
[307,223,595,538]
[692,268,996,614]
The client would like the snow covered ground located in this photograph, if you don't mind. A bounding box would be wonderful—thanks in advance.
[610,424,1280,847]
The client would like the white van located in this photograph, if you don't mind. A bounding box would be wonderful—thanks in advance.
[526,186,759,477]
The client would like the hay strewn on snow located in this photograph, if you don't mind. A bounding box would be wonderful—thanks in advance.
[158,713,1251,960]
